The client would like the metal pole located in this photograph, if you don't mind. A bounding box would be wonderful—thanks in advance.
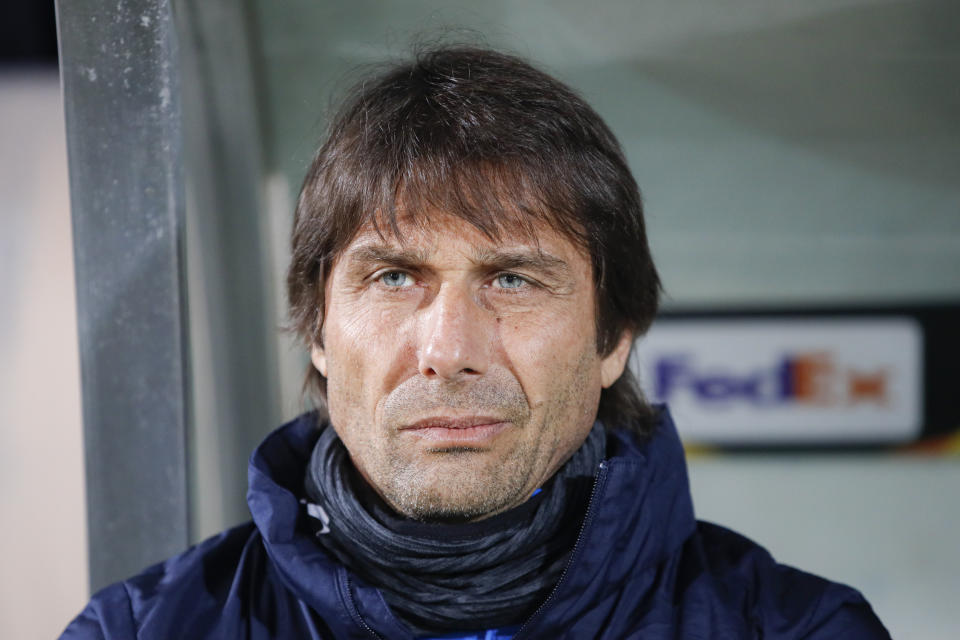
[55,0,190,591]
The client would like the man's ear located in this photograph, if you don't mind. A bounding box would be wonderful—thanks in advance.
[600,331,634,389]
[310,343,327,377]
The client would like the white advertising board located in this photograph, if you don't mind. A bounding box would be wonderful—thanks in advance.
[631,317,923,444]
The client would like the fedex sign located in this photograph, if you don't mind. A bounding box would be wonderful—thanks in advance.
[655,352,889,406]
[632,318,922,444]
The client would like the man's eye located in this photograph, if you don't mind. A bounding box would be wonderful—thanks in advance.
[495,273,526,289]
[380,271,410,288]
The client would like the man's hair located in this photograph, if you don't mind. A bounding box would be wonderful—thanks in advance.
[287,45,661,434]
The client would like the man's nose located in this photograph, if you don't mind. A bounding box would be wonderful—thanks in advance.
[417,284,492,380]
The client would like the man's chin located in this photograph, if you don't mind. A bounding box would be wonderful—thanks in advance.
[380,468,529,523]
[371,441,540,521]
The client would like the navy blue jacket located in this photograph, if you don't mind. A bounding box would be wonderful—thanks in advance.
[62,410,889,639]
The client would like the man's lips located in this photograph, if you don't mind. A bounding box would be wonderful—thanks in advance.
[399,416,511,445]
[401,416,504,430]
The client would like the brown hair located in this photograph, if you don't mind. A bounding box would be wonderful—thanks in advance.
[287,46,661,434]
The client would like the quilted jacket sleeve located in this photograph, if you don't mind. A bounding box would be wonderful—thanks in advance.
[755,563,891,640]
[694,522,891,640]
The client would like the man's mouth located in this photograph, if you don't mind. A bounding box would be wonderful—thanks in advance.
[399,416,511,446]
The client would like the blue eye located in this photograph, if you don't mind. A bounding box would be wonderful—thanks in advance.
[496,273,526,289]
[381,271,409,287]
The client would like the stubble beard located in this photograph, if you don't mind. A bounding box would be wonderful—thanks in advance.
[376,436,540,522]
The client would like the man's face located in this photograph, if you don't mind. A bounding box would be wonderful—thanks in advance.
[311,213,632,521]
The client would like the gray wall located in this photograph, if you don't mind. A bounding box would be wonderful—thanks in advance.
[1,70,87,640]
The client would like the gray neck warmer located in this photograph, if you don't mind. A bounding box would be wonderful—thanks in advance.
[303,422,605,636]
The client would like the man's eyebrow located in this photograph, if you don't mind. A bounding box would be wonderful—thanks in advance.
[344,244,432,269]
[469,248,572,276]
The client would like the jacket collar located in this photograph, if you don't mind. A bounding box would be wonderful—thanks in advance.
[247,406,696,638]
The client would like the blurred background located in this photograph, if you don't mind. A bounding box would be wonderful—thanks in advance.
[2,0,958,637]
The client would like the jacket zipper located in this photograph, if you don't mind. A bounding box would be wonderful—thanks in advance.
[513,460,611,640]
[342,569,386,640]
